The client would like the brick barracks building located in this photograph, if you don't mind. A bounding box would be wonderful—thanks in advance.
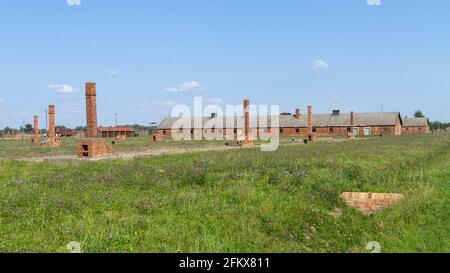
[97,126,136,138]
[156,106,428,140]
[402,117,431,135]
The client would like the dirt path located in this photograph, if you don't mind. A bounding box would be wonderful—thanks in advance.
[10,145,240,162]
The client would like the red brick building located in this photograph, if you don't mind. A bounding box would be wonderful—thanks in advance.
[402,117,430,135]
[97,126,136,138]
[156,111,404,139]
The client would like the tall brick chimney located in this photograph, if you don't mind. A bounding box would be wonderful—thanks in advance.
[86,82,98,138]
[350,111,355,139]
[33,116,39,139]
[244,99,250,143]
[308,105,313,133]
[48,105,55,142]
[295,108,301,119]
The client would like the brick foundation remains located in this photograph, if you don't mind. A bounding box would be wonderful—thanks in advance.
[77,138,114,158]
[340,192,405,215]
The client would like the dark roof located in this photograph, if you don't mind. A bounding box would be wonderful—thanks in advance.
[157,112,402,129]
[403,117,429,127]
[97,126,135,132]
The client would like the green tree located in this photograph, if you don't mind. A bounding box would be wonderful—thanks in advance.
[414,110,425,118]
[24,124,33,133]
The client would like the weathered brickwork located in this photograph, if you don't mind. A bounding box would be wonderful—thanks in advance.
[86,82,98,138]
[77,82,113,158]
[77,139,113,158]
[340,192,405,215]
[402,126,430,135]
[155,107,409,140]
[41,105,61,147]
[31,115,41,144]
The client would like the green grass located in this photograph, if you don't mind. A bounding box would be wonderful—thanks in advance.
[0,137,229,159]
[0,133,449,253]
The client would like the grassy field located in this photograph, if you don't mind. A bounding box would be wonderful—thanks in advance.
[0,133,449,253]
[0,137,230,159]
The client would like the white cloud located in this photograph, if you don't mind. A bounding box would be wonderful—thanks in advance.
[165,81,206,93]
[367,0,382,6]
[47,84,80,94]
[106,70,119,76]
[312,60,330,71]
[66,0,81,6]
[205,98,224,105]
[331,95,340,100]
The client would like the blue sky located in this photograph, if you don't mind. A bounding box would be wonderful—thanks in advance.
[0,0,449,128]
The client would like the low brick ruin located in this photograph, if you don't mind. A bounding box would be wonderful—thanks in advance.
[340,192,405,215]
[153,133,164,142]
[77,82,113,158]
[77,138,113,158]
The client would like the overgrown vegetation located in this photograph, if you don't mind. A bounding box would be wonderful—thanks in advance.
[0,137,229,159]
[0,134,449,253]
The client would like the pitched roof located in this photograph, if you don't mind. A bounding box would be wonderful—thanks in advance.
[157,112,402,129]
[403,117,429,127]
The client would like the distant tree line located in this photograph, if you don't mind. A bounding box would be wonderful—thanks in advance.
[429,121,450,131]
[1,123,156,137]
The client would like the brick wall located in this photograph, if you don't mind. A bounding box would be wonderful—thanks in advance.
[77,139,113,158]
[340,192,404,215]
[402,126,430,135]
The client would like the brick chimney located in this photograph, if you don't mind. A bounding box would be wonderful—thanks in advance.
[295,108,301,119]
[244,99,250,143]
[33,116,39,139]
[308,105,313,133]
[48,105,55,142]
[350,111,355,140]
[86,82,98,138]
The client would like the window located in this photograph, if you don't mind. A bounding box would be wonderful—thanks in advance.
[280,128,284,133]
[191,129,194,134]
[329,127,334,133]
[347,127,351,133]
[312,127,317,133]
[418,127,422,131]
[234,129,237,134]
[163,130,167,135]
[296,128,300,133]
[383,127,388,132]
